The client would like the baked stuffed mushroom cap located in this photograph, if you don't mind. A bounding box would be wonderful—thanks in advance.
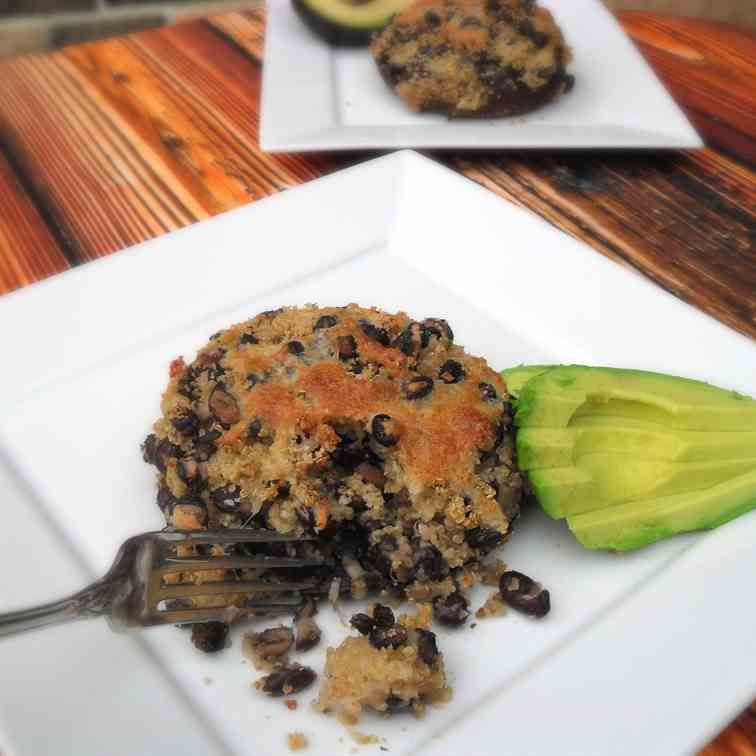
[370,0,574,118]
[143,304,522,599]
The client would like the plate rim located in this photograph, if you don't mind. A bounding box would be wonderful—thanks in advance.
[1,150,753,756]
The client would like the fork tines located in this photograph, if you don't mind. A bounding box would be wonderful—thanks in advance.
[147,529,328,624]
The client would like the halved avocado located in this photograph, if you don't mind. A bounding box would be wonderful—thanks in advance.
[567,468,756,551]
[292,0,413,46]
[501,363,756,549]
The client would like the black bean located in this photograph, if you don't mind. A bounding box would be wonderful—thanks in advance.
[479,382,498,403]
[314,314,338,330]
[260,664,316,697]
[416,629,439,665]
[142,433,159,465]
[464,527,504,550]
[177,456,201,485]
[287,340,305,355]
[433,592,470,626]
[210,485,242,513]
[371,414,399,447]
[156,486,176,514]
[403,376,433,400]
[247,418,262,440]
[518,18,549,47]
[413,546,444,582]
[240,331,259,345]
[422,318,453,344]
[209,384,240,426]
[563,73,576,93]
[248,626,294,660]
[359,320,391,347]
[499,571,550,618]
[247,373,262,387]
[195,428,222,445]
[372,604,395,627]
[191,621,228,653]
[532,30,549,47]
[350,613,376,636]
[395,322,430,358]
[206,364,227,383]
[424,9,441,26]
[439,360,465,384]
[385,695,411,712]
[172,410,200,436]
[155,438,182,473]
[369,624,408,650]
[337,335,357,360]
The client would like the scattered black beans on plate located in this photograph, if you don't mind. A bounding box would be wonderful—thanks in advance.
[499,570,551,618]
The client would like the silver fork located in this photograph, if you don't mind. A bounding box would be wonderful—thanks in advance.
[0,529,328,638]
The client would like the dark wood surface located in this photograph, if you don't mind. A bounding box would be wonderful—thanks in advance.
[0,8,753,753]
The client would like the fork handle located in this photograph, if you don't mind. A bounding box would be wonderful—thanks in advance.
[0,579,114,638]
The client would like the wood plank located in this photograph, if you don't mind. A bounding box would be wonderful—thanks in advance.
[206,8,266,61]
[620,11,756,162]
[0,147,71,295]
[129,20,341,187]
[0,51,207,262]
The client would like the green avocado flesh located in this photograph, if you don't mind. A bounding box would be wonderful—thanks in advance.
[502,364,756,550]
[528,455,756,519]
[500,365,553,399]
[292,0,413,45]
[515,365,756,431]
[567,468,756,551]
[517,422,756,469]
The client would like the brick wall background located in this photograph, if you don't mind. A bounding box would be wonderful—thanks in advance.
[0,0,754,59]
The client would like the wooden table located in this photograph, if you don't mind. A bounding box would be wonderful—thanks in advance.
[0,7,754,753]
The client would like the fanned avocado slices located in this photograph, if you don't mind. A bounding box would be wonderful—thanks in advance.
[501,364,756,551]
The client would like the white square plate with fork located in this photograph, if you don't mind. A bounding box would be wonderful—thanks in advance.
[0,151,753,756]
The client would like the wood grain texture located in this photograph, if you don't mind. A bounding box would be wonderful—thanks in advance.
[0,146,71,293]
[0,10,753,751]
[618,11,756,163]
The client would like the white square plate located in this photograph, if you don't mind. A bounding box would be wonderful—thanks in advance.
[0,151,753,756]
[261,0,703,151]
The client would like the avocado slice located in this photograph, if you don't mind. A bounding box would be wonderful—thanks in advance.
[517,422,756,469]
[500,365,554,399]
[567,468,756,551]
[529,455,756,519]
[515,365,756,431]
[292,0,413,46]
